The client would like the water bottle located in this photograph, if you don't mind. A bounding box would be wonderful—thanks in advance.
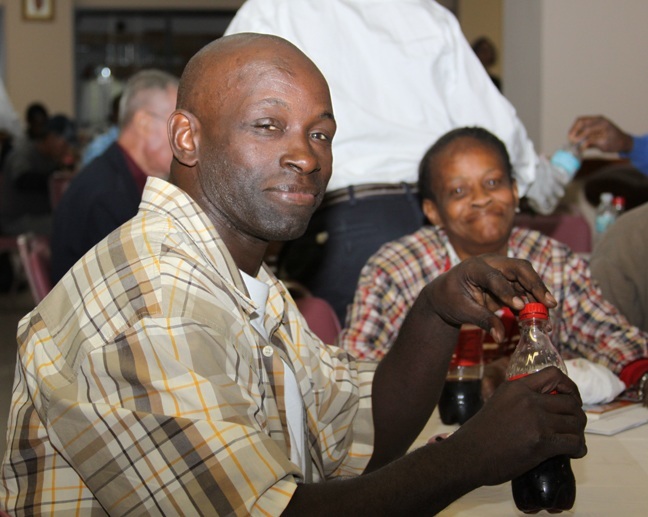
[594,192,616,236]
[613,195,626,218]
[550,142,582,181]
[438,324,484,425]
[506,303,576,514]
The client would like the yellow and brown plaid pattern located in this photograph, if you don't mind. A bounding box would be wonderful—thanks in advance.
[1,178,376,516]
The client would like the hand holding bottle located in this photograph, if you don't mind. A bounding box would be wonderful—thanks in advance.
[568,115,634,154]
[444,366,586,487]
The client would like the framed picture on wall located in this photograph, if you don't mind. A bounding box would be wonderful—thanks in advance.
[23,0,55,21]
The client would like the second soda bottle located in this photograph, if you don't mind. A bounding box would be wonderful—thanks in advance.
[438,324,484,425]
[506,302,576,514]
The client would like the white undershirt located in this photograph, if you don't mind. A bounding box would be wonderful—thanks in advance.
[241,271,306,473]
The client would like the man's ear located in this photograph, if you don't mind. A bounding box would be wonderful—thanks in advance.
[422,198,443,227]
[169,110,199,167]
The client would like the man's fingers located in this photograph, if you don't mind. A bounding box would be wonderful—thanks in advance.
[516,367,583,406]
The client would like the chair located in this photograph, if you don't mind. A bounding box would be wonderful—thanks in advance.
[514,212,592,254]
[296,295,342,345]
[17,233,53,304]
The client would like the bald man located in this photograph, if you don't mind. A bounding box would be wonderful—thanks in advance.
[0,34,586,515]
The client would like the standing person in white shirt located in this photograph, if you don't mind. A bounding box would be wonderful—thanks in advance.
[226,0,569,323]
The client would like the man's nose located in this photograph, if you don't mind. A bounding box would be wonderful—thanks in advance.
[281,133,319,175]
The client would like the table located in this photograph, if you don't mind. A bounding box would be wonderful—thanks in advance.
[411,411,648,516]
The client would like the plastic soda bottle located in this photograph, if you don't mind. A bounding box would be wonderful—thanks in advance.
[594,192,616,236]
[506,303,576,514]
[438,324,484,425]
[613,195,626,218]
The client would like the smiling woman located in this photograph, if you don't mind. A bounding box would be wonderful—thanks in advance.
[341,125,648,410]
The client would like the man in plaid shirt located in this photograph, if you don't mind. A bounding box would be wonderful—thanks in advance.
[1,34,586,515]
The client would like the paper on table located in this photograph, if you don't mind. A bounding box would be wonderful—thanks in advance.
[585,405,648,436]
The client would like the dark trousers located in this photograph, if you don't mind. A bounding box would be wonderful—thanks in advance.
[279,185,424,325]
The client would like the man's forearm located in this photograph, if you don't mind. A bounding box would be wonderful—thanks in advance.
[366,294,459,472]
[283,439,479,516]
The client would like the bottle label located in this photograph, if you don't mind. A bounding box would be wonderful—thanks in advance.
[595,213,615,234]
[551,149,581,179]
[450,326,484,368]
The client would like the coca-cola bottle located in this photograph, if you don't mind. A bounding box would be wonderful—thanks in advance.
[506,302,576,514]
[438,324,484,425]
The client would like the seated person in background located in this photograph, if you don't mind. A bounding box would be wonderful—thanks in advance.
[341,126,648,403]
[569,115,648,174]
[50,69,178,284]
[0,114,76,236]
[24,102,50,141]
[590,202,648,336]
[0,34,586,515]
[568,115,648,210]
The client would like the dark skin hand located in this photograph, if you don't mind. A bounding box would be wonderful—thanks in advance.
[568,115,634,154]
[284,256,586,516]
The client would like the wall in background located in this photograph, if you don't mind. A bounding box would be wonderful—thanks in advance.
[0,0,243,122]
[503,0,648,154]
[458,0,503,79]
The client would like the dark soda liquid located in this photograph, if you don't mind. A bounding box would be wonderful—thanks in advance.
[438,379,482,425]
[511,455,576,514]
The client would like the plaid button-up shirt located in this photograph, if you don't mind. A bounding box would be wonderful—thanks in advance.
[341,225,648,380]
[1,178,375,516]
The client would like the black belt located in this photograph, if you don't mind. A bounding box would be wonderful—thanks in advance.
[321,182,418,208]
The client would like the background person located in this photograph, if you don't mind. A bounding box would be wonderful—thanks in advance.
[568,115,648,210]
[341,126,648,403]
[50,69,178,283]
[0,114,77,236]
[0,34,586,516]
[225,0,575,323]
[590,202,648,335]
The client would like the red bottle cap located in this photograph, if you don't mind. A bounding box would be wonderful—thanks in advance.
[519,302,548,321]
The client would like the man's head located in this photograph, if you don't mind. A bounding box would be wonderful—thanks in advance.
[418,126,518,260]
[26,102,49,140]
[169,33,336,248]
[39,114,76,165]
[117,69,179,179]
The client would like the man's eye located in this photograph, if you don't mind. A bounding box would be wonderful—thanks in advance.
[311,132,331,142]
[258,123,279,131]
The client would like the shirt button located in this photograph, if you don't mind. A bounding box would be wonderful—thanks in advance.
[262,345,274,357]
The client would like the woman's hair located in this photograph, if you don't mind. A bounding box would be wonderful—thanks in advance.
[417,126,513,203]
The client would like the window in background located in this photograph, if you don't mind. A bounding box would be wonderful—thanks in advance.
[74,9,235,138]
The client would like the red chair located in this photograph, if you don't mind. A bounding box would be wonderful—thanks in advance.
[17,233,53,304]
[295,295,342,345]
[514,212,592,254]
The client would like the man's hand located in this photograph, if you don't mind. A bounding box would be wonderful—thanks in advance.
[568,115,634,154]
[447,366,587,486]
[422,255,556,343]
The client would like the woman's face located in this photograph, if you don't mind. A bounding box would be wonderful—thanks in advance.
[423,138,519,260]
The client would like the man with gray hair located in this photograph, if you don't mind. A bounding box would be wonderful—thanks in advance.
[50,68,178,283]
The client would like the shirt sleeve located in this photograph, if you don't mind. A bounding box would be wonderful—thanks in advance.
[45,316,301,516]
[624,134,648,175]
[553,250,648,378]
